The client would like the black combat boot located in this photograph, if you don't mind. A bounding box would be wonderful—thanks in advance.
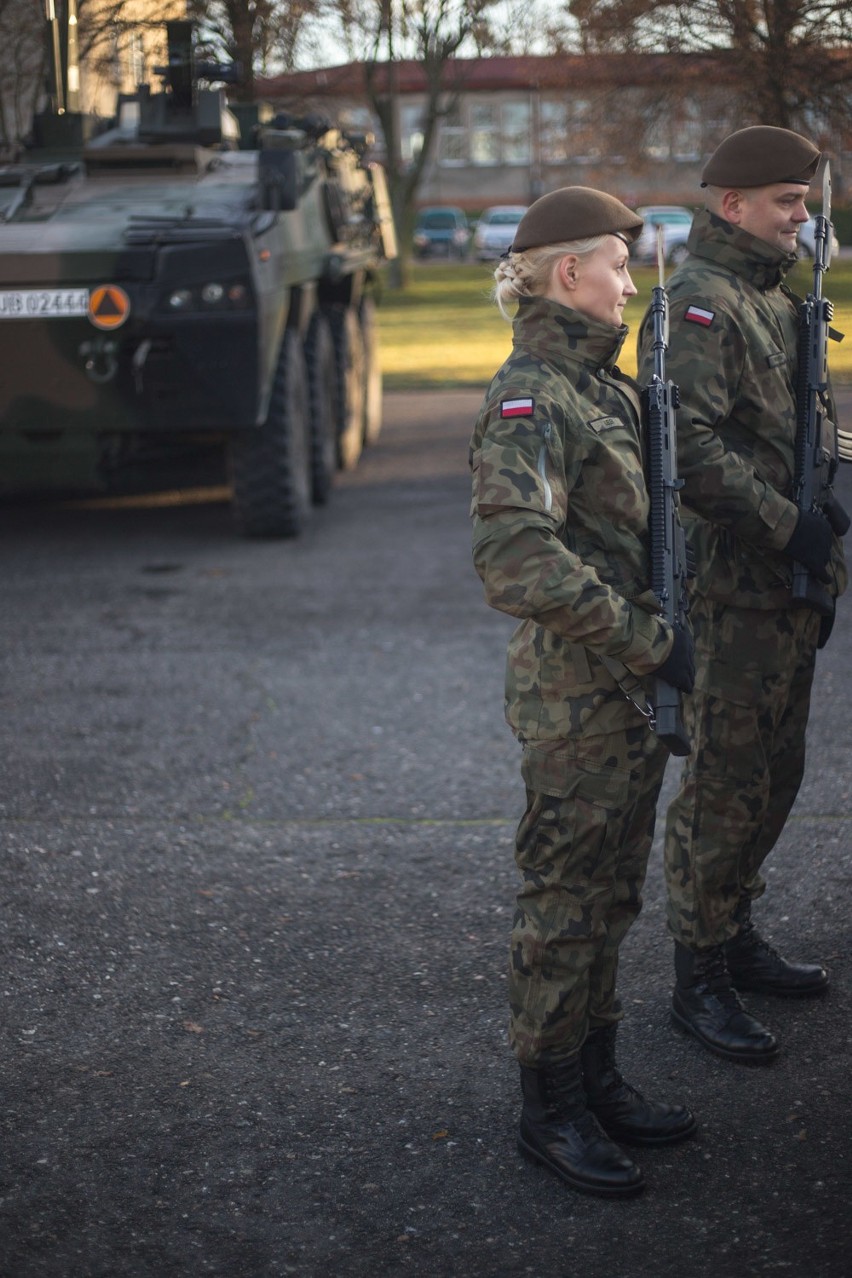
[725,898,829,996]
[672,942,778,1063]
[518,1054,645,1197]
[580,1024,697,1146]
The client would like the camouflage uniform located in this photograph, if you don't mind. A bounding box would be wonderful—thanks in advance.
[637,209,847,950]
[471,295,672,1065]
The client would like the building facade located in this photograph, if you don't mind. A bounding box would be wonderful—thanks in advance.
[259,53,852,212]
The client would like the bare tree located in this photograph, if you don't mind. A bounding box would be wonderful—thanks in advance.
[323,0,498,285]
[568,0,852,136]
[188,0,324,100]
[483,0,580,55]
[0,0,45,154]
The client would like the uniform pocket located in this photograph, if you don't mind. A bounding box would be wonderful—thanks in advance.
[474,436,546,517]
[521,740,631,809]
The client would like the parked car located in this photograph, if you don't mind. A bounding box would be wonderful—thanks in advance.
[632,206,694,266]
[413,206,471,259]
[797,217,840,260]
[472,205,528,260]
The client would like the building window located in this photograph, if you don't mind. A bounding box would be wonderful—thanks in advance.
[438,103,466,165]
[441,99,531,167]
[109,26,122,86]
[537,97,600,163]
[128,32,145,86]
[672,119,702,162]
[540,101,570,164]
[569,98,600,163]
[400,103,425,164]
[502,101,530,164]
[470,103,499,164]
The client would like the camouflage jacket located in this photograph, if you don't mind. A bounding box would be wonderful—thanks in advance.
[470,295,672,741]
[637,208,847,609]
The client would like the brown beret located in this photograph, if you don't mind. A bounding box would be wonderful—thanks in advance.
[510,186,643,253]
[701,126,820,188]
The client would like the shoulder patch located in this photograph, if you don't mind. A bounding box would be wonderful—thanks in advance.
[501,396,535,418]
[684,305,715,327]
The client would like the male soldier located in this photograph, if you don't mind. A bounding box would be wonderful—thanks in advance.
[637,126,848,1062]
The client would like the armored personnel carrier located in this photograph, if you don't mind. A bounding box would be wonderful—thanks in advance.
[0,20,396,536]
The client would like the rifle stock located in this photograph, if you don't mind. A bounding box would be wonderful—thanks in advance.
[642,283,691,757]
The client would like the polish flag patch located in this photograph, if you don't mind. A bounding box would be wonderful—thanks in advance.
[501,396,535,417]
[684,305,715,327]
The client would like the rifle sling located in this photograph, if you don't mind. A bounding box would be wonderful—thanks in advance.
[599,654,656,724]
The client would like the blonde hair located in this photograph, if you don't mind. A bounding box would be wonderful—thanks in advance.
[492,235,610,320]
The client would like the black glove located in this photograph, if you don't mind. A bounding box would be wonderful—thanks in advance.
[784,511,832,583]
[654,624,695,693]
[824,493,851,537]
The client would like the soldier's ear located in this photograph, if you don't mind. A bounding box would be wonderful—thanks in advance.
[557,254,579,289]
[721,188,745,224]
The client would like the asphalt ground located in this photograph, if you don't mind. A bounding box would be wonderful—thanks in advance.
[2,388,852,1277]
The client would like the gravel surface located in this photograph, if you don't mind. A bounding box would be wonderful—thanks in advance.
[2,389,850,1277]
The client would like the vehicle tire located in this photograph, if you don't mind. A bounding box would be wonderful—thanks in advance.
[327,303,365,470]
[359,293,382,447]
[228,329,312,538]
[304,310,337,505]
[668,243,690,266]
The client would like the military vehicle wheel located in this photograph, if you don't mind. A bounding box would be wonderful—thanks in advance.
[360,294,383,446]
[304,311,337,505]
[328,304,365,470]
[229,330,312,538]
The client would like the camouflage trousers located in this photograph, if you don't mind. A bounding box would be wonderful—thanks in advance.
[509,724,669,1065]
[665,597,820,949]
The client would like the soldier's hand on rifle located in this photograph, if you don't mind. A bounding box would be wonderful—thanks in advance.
[824,493,851,537]
[655,624,695,693]
[784,510,833,582]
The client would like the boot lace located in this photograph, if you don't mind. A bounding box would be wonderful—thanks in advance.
[545,1067,583,1116]
[586,1031,644,1102]
[735,917,781,963]
[548,1089,606,1141]
[695,946,744,1012]
[542,1066,604,1137]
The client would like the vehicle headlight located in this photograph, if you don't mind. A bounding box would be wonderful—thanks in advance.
[160,277,252,314]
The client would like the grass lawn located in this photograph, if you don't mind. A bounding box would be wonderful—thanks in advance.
[377,259,852,390]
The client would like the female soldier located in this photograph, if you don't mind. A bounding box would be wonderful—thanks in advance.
[470,187,697,1197]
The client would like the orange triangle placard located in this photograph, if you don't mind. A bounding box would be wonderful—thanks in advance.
[88,285,130,330]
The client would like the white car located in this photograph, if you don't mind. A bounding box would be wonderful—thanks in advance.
[472,205,528,260]
[797,217,840,260]
[632,206,694,266]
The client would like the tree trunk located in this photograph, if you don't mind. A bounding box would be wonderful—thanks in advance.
[226,0,256,102]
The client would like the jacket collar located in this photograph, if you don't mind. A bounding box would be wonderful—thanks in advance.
[513,294,628,372]
[686,208,798,290]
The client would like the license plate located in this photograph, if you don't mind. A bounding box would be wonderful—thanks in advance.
[0,289,90,318]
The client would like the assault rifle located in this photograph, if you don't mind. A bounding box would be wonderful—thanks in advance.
[642,230,691,757]
[791,162,850,615]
